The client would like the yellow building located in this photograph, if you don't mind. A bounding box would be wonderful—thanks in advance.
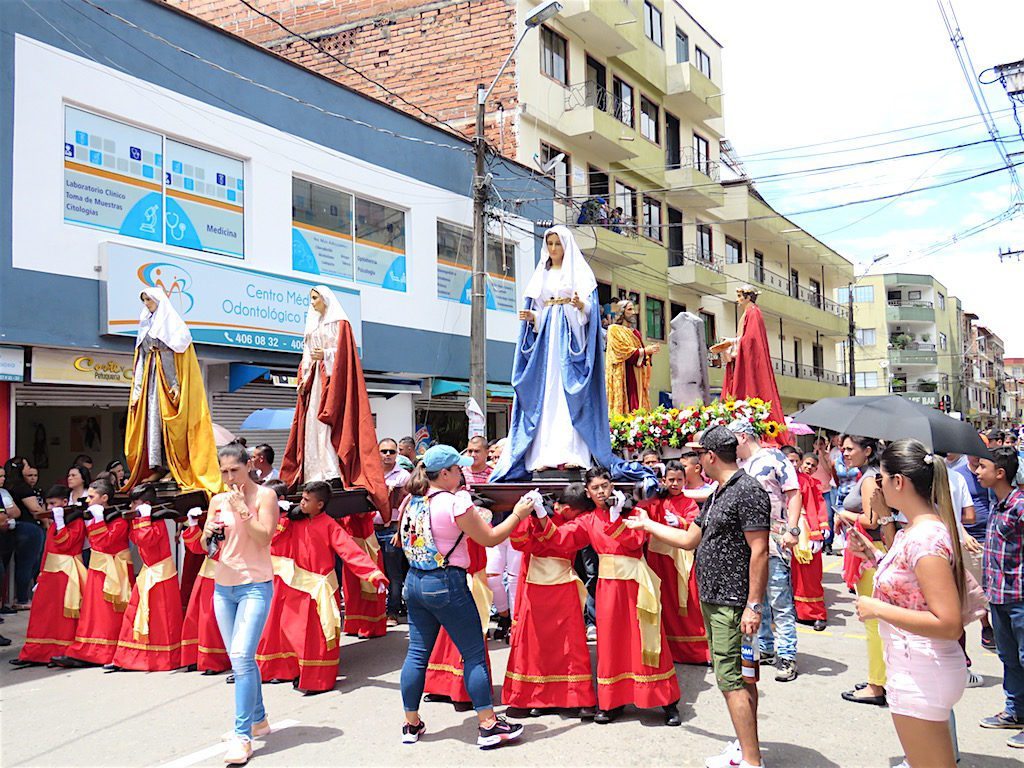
[842,273,962,410]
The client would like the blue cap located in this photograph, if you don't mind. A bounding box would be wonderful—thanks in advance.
[422,444,472,473]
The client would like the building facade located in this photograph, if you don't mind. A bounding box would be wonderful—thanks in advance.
[841,273,962,411]
[1005,357,1024,426]
[169,0,855,414]
[0,0,552,477]
[961,313,1008,427]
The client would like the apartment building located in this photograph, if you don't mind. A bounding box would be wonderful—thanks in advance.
[1005,357,1024,426]
[962,312,1007,427]
[170,0,855,411]
[842,273,962,411]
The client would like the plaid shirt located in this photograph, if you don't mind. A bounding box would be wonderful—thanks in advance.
[982,487,1024,605]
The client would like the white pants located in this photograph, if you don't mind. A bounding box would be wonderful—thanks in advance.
[485,539,522,617]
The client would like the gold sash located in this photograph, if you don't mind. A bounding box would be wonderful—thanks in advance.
[43,552,88,619]
[273,557,341,649]
[470,570,494,637]
[793,516,813,565]
[353,535,383,596]
[598,554,664,667]
[647,539,695,616]
[526,556,587,609]
[199,557,217,580]
[133,557,178,640]
[89,549,132,610]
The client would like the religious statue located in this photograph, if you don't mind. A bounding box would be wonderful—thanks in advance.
[123,287,221,494]
[492,226,649,483]
[717,285,787,429]
[605,299,659,417]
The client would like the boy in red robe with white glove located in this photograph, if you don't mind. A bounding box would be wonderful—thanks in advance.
[53,478,135,668]
[181,505,230,674]
[110,484,184,671]
[13,486,87,666]
[503,483,597,717]
[642,461,711,665]
[786,449,829,631]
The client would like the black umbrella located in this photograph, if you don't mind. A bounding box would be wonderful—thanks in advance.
[792,395,989,457]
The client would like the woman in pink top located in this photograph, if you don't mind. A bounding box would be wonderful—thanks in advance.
[849,438,972,768]
[398,445,533,750]
[201,444,279,765]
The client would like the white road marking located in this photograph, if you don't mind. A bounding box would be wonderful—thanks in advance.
[151,719,301,768]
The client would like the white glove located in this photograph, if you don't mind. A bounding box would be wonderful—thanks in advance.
[278,500,292,512]
[137,503,152,519]
[663,511,681,528]
[523,489,547,519]
[376,581,388,596]
[88,504,105,523]
[186,507,203,528]
[6,518,15,530]
[810,540,823,554]
[608,490,626,523]
[50,507,65,531]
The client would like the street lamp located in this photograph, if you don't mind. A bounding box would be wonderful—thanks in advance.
[470,0,562,420]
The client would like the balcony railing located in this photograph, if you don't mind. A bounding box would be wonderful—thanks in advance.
[772,357,848,385]
[888,299,934,308]
[669,243,723,272]
[565,82,633,126]
[732,262,848,318]
[666,147,722,182]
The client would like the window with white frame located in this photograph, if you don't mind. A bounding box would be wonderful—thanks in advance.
[642,195,662,241]
[640,96,660,143]
[695,46,712,78]
[939,331,948,350]
[855,372,879,388]
[675,28,689,63]
[643,2,663,47]
[855,328,876,346]
[540,26,568,85]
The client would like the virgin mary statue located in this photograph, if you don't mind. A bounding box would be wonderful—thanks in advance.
[123,287,221,494]
[492,226,648,482]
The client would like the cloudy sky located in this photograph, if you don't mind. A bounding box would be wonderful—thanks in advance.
[681,0,1024,354]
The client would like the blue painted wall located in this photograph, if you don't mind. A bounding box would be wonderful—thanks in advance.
[0,0,551,382]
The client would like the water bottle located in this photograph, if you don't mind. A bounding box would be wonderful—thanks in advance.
[741,633,759,683]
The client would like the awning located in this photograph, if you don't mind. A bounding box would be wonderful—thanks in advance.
[430,379,515,399]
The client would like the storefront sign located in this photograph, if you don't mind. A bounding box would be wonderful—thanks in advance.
[436,260,517,313]
[31,348,134,386]
[102,243,361,353]
[0,346,26,382]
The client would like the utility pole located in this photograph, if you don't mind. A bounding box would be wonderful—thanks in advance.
[470,84,488,414]
[998,247,1024,263]
[847,282,856,395]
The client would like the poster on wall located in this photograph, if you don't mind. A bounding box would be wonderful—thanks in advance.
[102,242,362,354]
[164,139,245,258]
[435,221,517,312]
[63,106,163,242]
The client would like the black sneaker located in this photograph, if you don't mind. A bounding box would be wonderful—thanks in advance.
[775,658,797,682]
[759,652,777,667]
[981,626,996,651]
[477,716,523,749]
[402,720,426,744]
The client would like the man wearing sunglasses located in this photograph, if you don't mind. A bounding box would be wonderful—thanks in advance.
[375,438,411,626]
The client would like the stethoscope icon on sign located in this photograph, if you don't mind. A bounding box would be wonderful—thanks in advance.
[166,212,187,242]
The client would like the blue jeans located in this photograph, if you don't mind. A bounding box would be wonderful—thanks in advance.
[759,556,798,660]
[376,529,407,616]
[576,545,598,628]
[990,601,1024,719]
[400,567,492,712]
[0,522,46,603]
[214,581,274,740]
[822,491,836,547]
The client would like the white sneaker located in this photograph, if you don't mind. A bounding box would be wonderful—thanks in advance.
[223,737,252,765]
[705,740,741,768]
[966,670,983,688]
[586,625,597,642]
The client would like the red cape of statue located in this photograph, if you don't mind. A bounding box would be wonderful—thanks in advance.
[722,303,787,430]
[281,320,390,517]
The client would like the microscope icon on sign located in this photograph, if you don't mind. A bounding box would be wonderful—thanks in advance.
[139,204,159,235]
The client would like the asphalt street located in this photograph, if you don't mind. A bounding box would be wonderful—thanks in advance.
[1,560,1019,768]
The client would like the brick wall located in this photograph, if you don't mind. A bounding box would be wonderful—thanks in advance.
[166,0,520,153]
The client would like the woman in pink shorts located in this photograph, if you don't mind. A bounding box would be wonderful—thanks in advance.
[848,438,972,768]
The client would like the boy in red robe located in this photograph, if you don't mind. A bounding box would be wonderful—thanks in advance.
[110,484,184,671]
[13,486,87,666]
[261,481,387,695]
[503,484,596,717]
[642,462,711,665]
[339,511,388,638]
[180,506,230,674]
[53,478,135,668]
[526,467,681,726]
[256,484,303,684]
[787,450,829,630]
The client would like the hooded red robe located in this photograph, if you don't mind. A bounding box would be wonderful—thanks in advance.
[792,473,828,622]
[722,303,787,434]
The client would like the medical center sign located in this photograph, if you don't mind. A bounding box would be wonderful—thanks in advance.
[102,243,361,353]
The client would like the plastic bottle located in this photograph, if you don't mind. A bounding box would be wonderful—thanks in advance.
[741,633,759,683]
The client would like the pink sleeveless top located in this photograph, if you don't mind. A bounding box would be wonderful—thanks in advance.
[213,492,278,587]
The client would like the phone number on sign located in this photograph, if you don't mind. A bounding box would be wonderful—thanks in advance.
[222,331,304,351]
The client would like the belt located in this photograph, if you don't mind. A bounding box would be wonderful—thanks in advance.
[89,549,133,610]
[544,297,573,306]
[647,539,694,615]
[526,556,587,610]
[598,553,664,667]
[352,535,382,596]
[274,557,342,649]
[133,557,178,640]
[43,552,88,619]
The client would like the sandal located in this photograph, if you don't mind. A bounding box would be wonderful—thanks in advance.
[841,689,887,706]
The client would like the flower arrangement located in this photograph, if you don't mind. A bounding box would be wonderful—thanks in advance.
[609,398,783,453]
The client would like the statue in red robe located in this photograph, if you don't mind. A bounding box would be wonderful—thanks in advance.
[720,286,786,431]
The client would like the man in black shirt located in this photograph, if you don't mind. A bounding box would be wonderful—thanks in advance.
[626,426,770,768]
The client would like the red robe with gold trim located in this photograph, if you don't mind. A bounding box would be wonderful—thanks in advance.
[532,509,680,711]
[503,512,596,709]
[67,516,135,665]
[19,518,87,663]
[257,515,302,682]
[423,539,492,703]
[792,473,828,622]
[259,513,386,693]
[643,494,710,665]
[111,516,184,670]
[180,524,229,672]
[339,512,387,638]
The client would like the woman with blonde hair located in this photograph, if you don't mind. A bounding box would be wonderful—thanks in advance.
[848,438,985,768]
[605,299,659,417]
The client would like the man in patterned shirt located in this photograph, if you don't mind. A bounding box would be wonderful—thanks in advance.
[976,446,1024,750]
[729,420,802,682]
